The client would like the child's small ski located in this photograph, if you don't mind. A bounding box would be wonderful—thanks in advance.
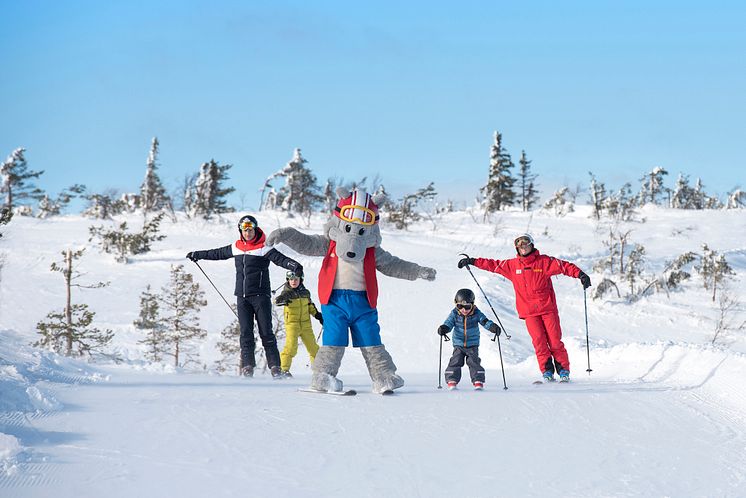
[298,388,357,396]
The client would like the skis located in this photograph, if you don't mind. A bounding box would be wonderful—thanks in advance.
[533,378,570,385]
[298,388,357,396]
[298,388,398,396]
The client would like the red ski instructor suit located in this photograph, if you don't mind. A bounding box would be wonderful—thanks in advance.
[473,250,581,374]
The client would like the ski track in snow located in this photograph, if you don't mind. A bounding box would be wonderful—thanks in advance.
[1,367,745,498]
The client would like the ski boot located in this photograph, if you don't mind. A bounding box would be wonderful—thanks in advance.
[542,370,556,382]
[447,381,458,390]
[473,381,484,391]
[558,370,570,383]
[240,366,254,378]
[270,366,285,379]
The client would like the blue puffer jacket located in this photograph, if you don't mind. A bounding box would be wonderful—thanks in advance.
[442,307,496,347]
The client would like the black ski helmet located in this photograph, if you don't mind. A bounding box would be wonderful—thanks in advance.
[238,215,258,231]
[237,215,259,241]
[454,288,475,304]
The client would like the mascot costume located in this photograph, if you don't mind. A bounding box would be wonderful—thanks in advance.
[266,188,436,393]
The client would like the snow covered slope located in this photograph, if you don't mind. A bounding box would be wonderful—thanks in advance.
[1,207,745,497]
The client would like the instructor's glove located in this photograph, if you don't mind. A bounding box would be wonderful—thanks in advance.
[488,323,501,336]
[457,257,475,269]
[315,312,324,325]
[186,252,199,262]
[578,271,592,289]
[437,325,450,336]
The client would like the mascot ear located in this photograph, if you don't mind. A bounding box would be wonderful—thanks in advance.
[372,191,388,206]
[336,187,351,199]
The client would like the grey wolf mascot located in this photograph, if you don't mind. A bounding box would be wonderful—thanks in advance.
[267,188,436,393]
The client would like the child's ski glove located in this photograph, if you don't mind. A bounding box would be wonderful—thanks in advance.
[488,323,501,336]
[437,325,450,336]
[315,312,324,325]
[186,252,199,262]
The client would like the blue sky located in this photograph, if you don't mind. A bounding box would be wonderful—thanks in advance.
[1,0,744,210]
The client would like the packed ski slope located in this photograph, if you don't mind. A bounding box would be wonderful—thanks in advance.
[2,206,746,497]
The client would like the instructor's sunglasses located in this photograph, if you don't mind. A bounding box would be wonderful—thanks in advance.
[456,303,473,310]
[239,221,256,231]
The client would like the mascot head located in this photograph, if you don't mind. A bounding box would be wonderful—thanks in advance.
[325,188,386,263]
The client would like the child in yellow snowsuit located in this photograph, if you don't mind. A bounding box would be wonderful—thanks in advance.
[275,271,322,377]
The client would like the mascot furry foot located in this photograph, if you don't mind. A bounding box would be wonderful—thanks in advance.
[361,345,404,394]
[310,346,346,392]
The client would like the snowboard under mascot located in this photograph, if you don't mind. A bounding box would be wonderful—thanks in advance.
[266,188,437,394]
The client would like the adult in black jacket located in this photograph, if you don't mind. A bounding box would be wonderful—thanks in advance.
[187,215,302,378]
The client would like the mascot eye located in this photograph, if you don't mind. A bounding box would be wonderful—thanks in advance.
[358,228,365,235]
[345,225,351,233]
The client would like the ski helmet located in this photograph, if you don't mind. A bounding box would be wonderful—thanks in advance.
[237,215,259,241]
[454,288,475,304]
[238,215,258,231]
[514,233,534,247]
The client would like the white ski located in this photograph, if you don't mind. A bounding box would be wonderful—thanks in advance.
[298,388,357,396]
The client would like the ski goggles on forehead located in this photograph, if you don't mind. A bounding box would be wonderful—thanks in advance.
[286,271,300,280]
[239,220,256,230]
[515,237,532,247]
[336,204,379,226]
[456,303,473,310]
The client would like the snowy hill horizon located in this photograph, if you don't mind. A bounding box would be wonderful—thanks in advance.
[2,204,746,497]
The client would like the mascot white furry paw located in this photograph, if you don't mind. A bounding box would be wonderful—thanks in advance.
[266,188,437,394]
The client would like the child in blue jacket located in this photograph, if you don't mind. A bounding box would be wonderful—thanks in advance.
[438,288,501,390]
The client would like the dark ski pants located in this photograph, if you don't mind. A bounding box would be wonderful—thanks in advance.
[444,345,485,384]
[237,295,280,369]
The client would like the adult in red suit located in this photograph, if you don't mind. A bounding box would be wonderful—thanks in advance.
[458,234,591,382]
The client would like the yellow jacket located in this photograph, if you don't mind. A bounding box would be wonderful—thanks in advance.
[275,284,322,325]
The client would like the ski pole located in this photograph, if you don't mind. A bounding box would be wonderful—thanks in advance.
[458,253,511,339]
[437,332,449,389]
[495,332,509,390]
[584,287,593,374]
[192,261,239,320]
[271,281,285,295]
[316,326,324,342]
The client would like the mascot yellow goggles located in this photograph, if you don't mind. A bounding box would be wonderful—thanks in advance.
[337,204,378,226]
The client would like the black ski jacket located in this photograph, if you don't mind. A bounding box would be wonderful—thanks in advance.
[192,231,302,297]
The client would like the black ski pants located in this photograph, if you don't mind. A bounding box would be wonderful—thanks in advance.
[445,345,485,384]
[237,294,280,369]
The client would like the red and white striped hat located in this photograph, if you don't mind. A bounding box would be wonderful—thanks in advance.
[334,190,380,226]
